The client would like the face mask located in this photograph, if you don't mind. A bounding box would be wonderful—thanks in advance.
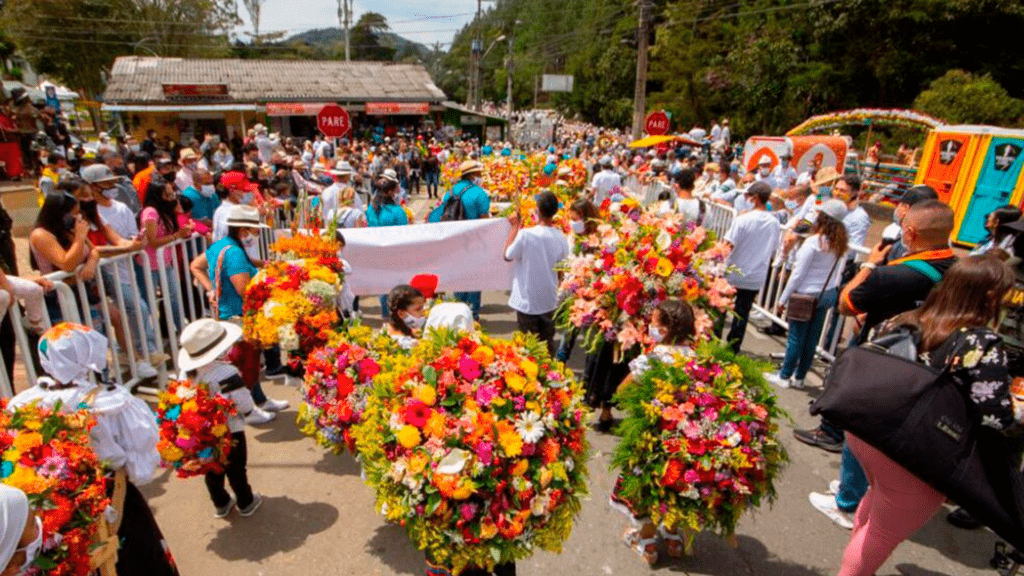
[403,313,425,330]
[16,517,43,575]
[784,199,800,211]
[242,234,258,248]
[649,325,665,344]
[100,185,119,199]
[472,177,482,187]
[570,220,585,234]
[818,186,831,197]
[200,184,216,198]
[240,193,254,205]
[760,168,770,176]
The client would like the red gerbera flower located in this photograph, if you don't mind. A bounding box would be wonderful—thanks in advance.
[403,400,432,427]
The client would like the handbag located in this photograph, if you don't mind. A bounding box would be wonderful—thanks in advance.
[786,253,841,323]
[811,327,1024,549]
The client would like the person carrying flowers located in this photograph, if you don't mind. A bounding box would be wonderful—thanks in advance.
[0,484,42,576]
[610,300,697,565]
[7,323,180,576]
[177,319,263,519]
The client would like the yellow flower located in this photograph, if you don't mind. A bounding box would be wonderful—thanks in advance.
[511,459,529,476]
[480,518,498,539]
[424,411,446,439]
[521,360,539,382]
[408,452,429,474]
[471,346,495,366]
[211,424,228,437]
[451,478,477,500]
[656,258,674,277]
[13,432,42,453]
[397,425,422,449]
[160,445,185,462]
[414,385,437,406]
[505,372,527,393]
[5,466,50,494]
[2,450,18,463]
[499,431,523,457]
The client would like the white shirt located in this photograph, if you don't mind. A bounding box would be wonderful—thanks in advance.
[256,134,279,164]
[590,169,622,203]
[720,126,731,145]
[710,123,722,142]
[770,165,798,190]
[710,181,739,204]
[780,234,845,304]
[843,205,871,250]
[786,195,818,229]
[725,209,781,291]
[175,166,194,193]
[796,169,814,187]
[213,150,234,171]
[321,182,342,224]
[733,193,755,214]
[212,199,238,242]
[675,198,702,223]
[505,225,570,315]
[97,200,139,281]
[192,362,254,433]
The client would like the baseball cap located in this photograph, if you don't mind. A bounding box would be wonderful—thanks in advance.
[817,199,849,222]
[221,171,258,192]
[80,164,120,184]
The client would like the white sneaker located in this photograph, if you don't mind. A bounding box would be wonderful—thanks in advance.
[765,372,794,389]
[260,398,290,412]
[828,480,841,495]
[136,362,158,379]
[791,378,806,389]
[245,407,276,425]
[808,492,854,530]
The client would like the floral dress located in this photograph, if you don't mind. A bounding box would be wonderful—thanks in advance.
[609,344,694,521]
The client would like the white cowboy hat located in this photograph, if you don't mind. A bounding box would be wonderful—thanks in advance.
[177,319,243,373]
[329,161,354,176]
[224,204,269,228]
[381,168,399,183]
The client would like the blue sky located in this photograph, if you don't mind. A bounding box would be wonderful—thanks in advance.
[236,0,480,48]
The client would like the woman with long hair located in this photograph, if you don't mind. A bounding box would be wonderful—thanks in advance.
[970,204,1022,256]
[837,254,1018,576]
[768,199,849,389]
[140,180,193,332]
[366,177,409,317]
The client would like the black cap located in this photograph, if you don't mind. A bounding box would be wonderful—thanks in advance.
[899,185,938,207]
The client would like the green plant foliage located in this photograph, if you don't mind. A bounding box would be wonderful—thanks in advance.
[914,70,1024,127]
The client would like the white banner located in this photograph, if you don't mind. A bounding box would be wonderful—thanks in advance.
[337,219,515,296]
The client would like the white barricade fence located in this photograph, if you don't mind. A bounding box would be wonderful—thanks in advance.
[703,203,735,240]
[750,242,871,362]
[156,234,211,372]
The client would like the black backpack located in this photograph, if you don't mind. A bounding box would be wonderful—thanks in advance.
[440,186,470,222]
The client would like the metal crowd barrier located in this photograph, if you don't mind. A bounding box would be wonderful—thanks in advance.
[155,235,211,367]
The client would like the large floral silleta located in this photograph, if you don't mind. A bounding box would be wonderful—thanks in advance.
[356,330,590,574]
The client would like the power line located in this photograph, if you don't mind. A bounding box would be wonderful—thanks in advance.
[3,32,452,51]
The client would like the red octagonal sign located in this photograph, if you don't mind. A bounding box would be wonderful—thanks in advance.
[317,104,350,138]
[645,111,670,136]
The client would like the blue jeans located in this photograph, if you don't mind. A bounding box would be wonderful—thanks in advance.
[454,292,481,320]
[780,288,837,380]
[836,442,868,513]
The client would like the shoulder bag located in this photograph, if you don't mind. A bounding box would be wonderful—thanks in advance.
[786,253,841,323]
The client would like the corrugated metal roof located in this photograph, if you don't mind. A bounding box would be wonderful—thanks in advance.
[103,56,447,104]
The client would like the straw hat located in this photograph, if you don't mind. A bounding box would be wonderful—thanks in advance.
[813,166,841,188]
[459,160,483,178]
[223,204,268,228]
[177,319,243,373]
[179,148,199,162]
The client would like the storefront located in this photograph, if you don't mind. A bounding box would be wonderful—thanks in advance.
[101,56,448,143]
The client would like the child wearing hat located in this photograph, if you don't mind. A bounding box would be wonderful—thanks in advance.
[178,319,263,518]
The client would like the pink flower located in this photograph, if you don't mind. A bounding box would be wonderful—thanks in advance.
[476,441,493,466]
[475,385,498,406]
[458,356,481,380]
[460,503,478,522]
[683,469,700,484]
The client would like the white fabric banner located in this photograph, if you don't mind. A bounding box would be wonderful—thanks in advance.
[336,219,515,296]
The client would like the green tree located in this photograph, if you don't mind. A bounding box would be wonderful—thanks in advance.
[350,12,396,61]
[914,70,1024,127]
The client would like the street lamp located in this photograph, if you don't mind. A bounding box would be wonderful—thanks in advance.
[474,34,506,111]
[506,20,521,124]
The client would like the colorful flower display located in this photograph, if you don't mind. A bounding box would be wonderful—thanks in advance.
[786,108,944,136]
[611,342,787,538]
[242,255,345,353]
[356,330,590,574]
[156,380,235,478]
[556,200,735,354]
[0,402,110,576]
[297,339,382,455]
[270,234,342,261]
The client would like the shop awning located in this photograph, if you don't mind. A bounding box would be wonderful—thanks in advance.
[629,134,700,148]
[101,103,261,112]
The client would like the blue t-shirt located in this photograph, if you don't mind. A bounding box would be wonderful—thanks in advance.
[429,180,491,222]
[206,238,257,319]
[182,186,221,221]
[366,203,409,228]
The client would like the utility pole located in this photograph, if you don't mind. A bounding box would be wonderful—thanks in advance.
[506,27,514,122]
[337,0,351,60]
[631,0,652,140]
[473,0,483,110]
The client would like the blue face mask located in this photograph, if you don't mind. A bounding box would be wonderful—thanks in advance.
[784,199,800,211]
[818,186,832,197]
[241,193,254,205]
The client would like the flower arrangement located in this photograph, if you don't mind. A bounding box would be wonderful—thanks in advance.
[156,380,235,478]
[786,108,944,136]
[297,340,382,455]
[270,233,341,261]
[482,157,532,203]
[611,342,788,538]
[242,255,345,352]
[0,402,110,576]
[356,330,590,574]
[556,201,735,353]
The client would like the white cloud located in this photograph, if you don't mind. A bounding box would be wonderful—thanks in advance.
[236,0,480,48]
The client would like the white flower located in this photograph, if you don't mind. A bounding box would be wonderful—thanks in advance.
[175,386,197,400]
[516,412,546,444]
[277,324,299,352]
[962,349,983,368]
[970,381,1000,403]
[436,449,469,475]
[981,414,1005,430]
[530,492,551,516]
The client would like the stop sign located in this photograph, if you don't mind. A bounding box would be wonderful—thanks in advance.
[317,104,350,138]
[645,111,670,136]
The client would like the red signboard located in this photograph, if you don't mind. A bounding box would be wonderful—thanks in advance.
[317,104,351,138]
[366,102,430,115]
[162,84,229,99]
[645,111,670,136]
[266,102,328,117]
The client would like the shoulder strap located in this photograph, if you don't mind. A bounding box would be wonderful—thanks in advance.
[212,244,232,319]
[903,259,943,283]
[817,253,843,300]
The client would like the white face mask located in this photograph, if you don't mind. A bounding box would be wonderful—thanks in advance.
[200,184,216,198]
[649,325,665,343]
[784,199,800,211]
[16,517,42,575]
[570,220,585,234]
[240,193,254,205]
[472,177,482,187]
[403,313,425,330]
[102,187,119,199]
[242,234,258,248]
[760,167,770,176]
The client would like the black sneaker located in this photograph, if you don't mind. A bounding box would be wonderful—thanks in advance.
[793,427,843,453]
[264,365,287,380]
[946,507,983,530]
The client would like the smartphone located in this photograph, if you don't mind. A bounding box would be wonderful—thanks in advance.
[880,236,898,247]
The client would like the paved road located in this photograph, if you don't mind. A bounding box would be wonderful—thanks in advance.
[138,292,1003,576]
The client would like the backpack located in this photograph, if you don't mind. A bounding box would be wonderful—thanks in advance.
[440,183,471,222]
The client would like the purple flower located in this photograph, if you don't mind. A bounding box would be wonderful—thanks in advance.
[460,503,478,522]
